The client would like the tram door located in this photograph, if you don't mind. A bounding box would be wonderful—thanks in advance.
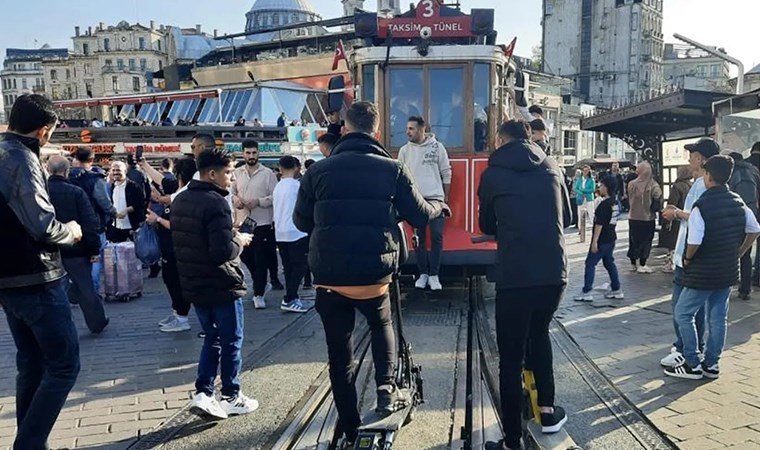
[362,61,499,237]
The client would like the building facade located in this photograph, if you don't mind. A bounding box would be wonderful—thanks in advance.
[377,0,402,17]
[542,0,664,107]
[44,21,171,102]
[1,47,69,120]
[663,43,731,93]
[244,0,325,43]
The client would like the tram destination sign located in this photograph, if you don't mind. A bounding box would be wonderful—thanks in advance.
[378,0,473,39]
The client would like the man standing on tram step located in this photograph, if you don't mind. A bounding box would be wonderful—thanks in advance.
[47,155,110,334]
[665,155,760,380]
[478,120,572,450]
[70,146,118,293]
[172,148,259,419]
[398,116,452,291]
[0,94,83,450]
[231,140,282,309]
[294,102,448,447]
[659,137,717,369]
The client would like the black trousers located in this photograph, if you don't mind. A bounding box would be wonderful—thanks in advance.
[495,284,565,449]
[107,227,132,243]
[162,255,191,316]
[62,256,108,333]
[315,289,395,440]
[627,219,655,266]
[739,251,752,296]
[240,225,278,297]
[277,237,309,302]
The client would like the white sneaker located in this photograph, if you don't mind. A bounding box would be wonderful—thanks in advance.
[605,290,625,299]
[190,392,228,419]
[573,292,594,302]
[158,313,176,327]
[415,274,429,289]
[160,318,191,333]
[428,275,442,291]
[592,298,612,308]
[630,264,639,272]
[220,393,259,416]
[637,265,654,274]
[281,298,310,313]
[253,296,267,309]
[660,350,685,368]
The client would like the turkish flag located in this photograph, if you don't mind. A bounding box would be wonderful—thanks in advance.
[500,37,517,59]
[332,40,347,71]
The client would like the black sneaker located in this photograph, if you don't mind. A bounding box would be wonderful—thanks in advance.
[375,384,410,413]
[540,405,568,434]
[271,282,285,291]
[664,361,703,380]
[702,363,720,379]
[739,292,751,301]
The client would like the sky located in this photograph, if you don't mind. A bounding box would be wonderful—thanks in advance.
[1,0,757,111]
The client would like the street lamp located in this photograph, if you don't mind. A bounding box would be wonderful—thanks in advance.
[673,33,744,94]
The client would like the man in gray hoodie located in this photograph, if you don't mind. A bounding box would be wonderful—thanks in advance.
[398,116,452,291]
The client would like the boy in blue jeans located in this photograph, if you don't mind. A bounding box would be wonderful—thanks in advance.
[574,175,625,307]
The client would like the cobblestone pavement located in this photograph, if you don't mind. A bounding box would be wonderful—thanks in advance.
[0,273,310,450]
[559,220,760,450]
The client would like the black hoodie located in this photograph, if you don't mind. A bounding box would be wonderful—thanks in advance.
[478,139,572,289]
[294,132,441,286]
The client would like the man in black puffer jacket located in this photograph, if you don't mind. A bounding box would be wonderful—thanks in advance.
[172,148,258,420]
[479,120,572,450]
[294,101,446,447]
[48,155,109,334]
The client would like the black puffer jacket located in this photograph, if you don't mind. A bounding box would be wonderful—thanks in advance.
[48,175,101,258]
[294,132,440,286]
[0,133,75,289]
[478,139,572,289]
[171,180,246,305]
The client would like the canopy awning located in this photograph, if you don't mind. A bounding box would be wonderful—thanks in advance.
[53,89,221,109]
[581,89,733,140]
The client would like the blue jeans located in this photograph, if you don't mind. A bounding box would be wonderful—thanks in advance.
[194,299,244,397]
[0,280,80,450]
[91,232,107,293]
[675,286,731,368]
[415,216,445,276]
[672,267,705,353]
[582,241,620,293]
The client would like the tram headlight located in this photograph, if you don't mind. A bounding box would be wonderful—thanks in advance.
[420,26,432,40]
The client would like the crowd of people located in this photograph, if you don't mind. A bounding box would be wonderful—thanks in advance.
[3,93,760,450]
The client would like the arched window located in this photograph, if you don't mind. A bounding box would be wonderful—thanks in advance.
[273,13,280,26]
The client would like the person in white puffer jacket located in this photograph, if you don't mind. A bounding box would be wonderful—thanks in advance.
[398,116,452,291]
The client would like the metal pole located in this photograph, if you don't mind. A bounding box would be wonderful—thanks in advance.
[217,89,224,124]
[673,33,745,94]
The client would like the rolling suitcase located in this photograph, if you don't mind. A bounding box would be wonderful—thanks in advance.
[103,241,143,302]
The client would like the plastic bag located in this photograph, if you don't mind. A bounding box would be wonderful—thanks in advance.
[134,222,160,265]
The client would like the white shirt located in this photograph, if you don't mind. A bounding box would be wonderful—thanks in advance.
[113,182,131,230]
[674,177,707,267]
[687,205,760,245]
[273,178,307,243]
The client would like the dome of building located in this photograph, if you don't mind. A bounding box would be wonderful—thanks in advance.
[245,0,322,42]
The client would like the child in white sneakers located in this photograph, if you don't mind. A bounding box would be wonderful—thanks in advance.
[574,175,624,307]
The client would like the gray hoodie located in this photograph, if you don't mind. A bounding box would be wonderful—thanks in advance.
[398,134,452,201]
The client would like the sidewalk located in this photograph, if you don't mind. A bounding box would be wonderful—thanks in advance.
[559,220,760,450]
[0,275,308,450]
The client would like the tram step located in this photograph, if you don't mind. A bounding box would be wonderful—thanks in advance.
[525,420,580,450]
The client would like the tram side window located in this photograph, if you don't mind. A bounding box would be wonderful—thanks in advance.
[361,64,376,103]
[473,64,490,153]
[389,68,424,148]
[429,68,465,149]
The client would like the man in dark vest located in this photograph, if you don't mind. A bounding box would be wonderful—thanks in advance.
[665,155,760,380]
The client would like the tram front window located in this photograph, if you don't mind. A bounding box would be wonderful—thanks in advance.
[389,68,423,148]
[429,68,465,149]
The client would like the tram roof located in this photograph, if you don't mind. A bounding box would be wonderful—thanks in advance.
[581,89,733,141]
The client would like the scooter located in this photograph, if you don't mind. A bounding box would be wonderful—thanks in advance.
[352,224,424,450]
